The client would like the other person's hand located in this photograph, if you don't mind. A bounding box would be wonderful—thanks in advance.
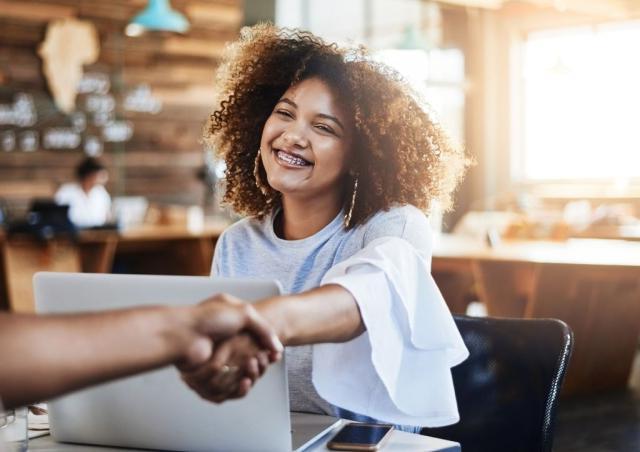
[180,333,271,403]
[175,293,282,370]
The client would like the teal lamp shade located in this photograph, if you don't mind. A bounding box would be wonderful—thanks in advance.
[126,0,189,36]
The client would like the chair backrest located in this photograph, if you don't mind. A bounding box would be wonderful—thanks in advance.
[1,237,81,312]
[420,315,573,452]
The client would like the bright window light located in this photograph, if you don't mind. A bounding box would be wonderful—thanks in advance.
[375,48,465,144]
[520,21,640,184]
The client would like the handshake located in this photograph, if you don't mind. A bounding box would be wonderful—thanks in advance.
[173,294,284,404]
[0,282,356,410]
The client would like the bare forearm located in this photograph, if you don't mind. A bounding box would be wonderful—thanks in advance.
[0,308,192,409]
[255,284,365,346]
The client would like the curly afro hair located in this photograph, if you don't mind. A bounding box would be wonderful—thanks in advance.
[205,24,468,229]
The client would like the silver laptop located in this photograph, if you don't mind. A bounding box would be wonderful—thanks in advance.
[34,273,340,452]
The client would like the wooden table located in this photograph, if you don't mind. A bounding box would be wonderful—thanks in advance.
[30,423,461,452]
[570,224,640,241]
[0,219,229,312]
[77,219,228,275]
[431,234,640,395]
[433,234,640,266]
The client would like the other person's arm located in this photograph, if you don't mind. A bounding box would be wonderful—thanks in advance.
[0,296,282,409]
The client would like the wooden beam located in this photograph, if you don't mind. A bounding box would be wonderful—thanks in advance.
[0,1,75,22]
[122,151,203,167]
[185,2,243,26]
[163,37,227,59]
[122,63,215,86]
[439,0,503,9]
[0,180,55,198]
[153,84,217,107]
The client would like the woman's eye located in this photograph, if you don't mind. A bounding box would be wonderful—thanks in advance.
[315,124,335,135]
[276,109,293,118]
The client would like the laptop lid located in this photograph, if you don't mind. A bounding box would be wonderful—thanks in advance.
[34,272,295,452]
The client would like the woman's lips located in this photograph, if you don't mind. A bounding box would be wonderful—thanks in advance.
[274,149,313,168]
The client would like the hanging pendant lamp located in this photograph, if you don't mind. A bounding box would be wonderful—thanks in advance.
[126,0,189,37]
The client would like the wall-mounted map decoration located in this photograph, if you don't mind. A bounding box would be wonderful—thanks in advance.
[38,18,99,114]
[1,17,178,155]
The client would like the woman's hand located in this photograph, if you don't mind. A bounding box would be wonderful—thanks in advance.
[180,333,271,403]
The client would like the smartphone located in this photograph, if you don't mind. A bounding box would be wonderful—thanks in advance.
[327,423,394,451]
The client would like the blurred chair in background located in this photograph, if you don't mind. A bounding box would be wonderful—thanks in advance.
[1,200,80,312]
[1,237,80,312]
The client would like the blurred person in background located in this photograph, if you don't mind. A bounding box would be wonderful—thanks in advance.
[54,157,111,228]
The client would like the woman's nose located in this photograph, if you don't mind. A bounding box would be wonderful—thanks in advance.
[281,126,309,148]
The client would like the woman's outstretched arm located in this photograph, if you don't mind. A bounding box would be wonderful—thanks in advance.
[256,284,365,346]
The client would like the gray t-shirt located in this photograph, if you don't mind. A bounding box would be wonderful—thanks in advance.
[211,205,431,428]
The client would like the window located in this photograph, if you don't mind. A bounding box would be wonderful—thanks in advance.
[375,47,465,232]
[375,48,465,145]
[515,21,640,186]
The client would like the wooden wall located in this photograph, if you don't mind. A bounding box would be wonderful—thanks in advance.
[0,0,241,216]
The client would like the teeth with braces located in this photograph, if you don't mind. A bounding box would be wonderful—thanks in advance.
[276,150,310,166]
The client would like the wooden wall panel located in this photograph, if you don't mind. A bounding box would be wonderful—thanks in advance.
[0,0,240,216]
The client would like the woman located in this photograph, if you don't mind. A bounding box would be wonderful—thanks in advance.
[182,24,470,431]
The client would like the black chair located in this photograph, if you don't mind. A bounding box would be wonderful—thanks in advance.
[421,315,573,452]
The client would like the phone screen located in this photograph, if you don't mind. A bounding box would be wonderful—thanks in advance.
[329,423,393,446]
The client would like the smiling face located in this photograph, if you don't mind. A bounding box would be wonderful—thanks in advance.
[259,77,354,205]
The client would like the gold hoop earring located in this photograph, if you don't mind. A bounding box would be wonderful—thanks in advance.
[253,148,269,196]
[344,175,358,228]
